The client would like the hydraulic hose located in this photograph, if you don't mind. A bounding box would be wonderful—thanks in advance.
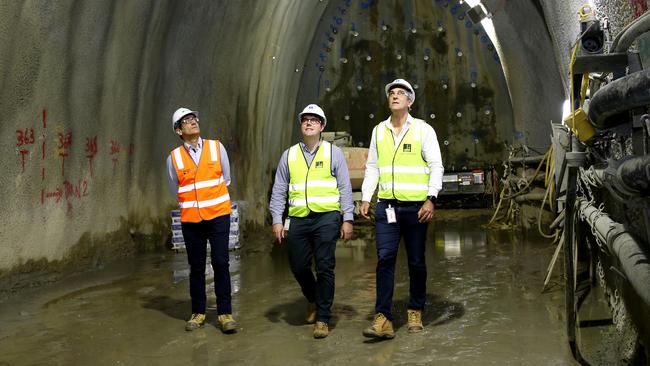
[611,10,650,53]
[588,68,650,128]
[617,154,650,194]
[577,198,650,307]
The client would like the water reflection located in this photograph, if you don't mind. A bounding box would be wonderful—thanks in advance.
[171,251,242,294]
[433,228,486,258]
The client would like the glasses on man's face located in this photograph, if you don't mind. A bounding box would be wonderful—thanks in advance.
[301,117,322,125]
[181,115,198,125]
[388,90,408,97]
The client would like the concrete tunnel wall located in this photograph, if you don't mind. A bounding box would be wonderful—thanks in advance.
[1,0,571,288]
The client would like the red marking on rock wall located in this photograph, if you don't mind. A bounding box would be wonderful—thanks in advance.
[57,132,72,177]
[42,179,90,215]
[85,136,98,177]
[42,109,47,129]
[110,140,121,173]
[16,128,36,173]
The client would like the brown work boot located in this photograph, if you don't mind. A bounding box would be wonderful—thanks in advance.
[313,321,329,339]
[362,313,395,339]
[217,314,238,334]
[407,309,423,333]
[185,313,206,331]
[305,302,316,324]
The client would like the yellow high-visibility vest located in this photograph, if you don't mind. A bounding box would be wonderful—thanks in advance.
[376,121,430,201]
[287,141,340,217]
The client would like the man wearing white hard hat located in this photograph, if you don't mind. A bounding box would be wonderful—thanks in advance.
[166,107,238,334]
[360,79,444,339]
[269,103,354,339]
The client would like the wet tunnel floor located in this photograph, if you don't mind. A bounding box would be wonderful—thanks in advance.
[0,210,576,365]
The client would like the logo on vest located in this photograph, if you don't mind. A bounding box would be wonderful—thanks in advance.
[403,144,412,153]
[315,161,324,168]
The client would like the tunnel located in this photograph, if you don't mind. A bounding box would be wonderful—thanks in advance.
[2,0,650,365]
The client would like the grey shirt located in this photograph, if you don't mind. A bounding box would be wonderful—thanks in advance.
[269,141,354,225]
[166,137,231,198]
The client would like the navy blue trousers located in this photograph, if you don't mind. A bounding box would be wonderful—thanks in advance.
[374,200,428,321]
[181,214,232,315]
[286,211,341,324]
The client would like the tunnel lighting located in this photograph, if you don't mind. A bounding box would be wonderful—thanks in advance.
[340,57,348,64]
[444,140,450,146]
[369,113,375,119]
[457,50,463,57]
[413,84,419,89]
[351,31,359,37]
[344,115,350,120]
[411,28,417,34]
[437,26,444,32]
[366,55,372,61]
[561,99,571,121]
[442,84,448,90]
[382,24,389,31]
[456,112,462,117]
[424,55,430,61]
[430,113,436,119]
[325,87,331,92]
[396,54,402,60]
[356,85,363,91]
[295,68,300,73]
[485,108,491,115]
[471,82,477,88]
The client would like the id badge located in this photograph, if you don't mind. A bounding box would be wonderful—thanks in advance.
[283,218,291,231]
[386,205,397,224]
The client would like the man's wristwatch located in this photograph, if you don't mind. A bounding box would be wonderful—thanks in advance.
[427,195,437,204]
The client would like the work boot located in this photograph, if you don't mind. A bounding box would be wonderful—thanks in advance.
[362,313,395,339]
[185,313,206,331]
[305,303,316,324]
[313,321,329,339]
[407,309,423,333]
[217,314,238,334]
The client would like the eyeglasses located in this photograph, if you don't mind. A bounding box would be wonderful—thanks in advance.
[181,115,198,124]
[301,117,322,125]
[388,90,408,97]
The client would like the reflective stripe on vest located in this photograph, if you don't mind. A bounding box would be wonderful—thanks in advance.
[376,121,430,201]
[171,139,231,222]
[287,141,340,217]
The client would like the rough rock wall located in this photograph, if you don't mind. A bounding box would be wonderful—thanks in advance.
[0,0,326,282]
[1,0,613,283]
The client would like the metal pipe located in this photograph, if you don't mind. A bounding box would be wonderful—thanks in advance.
[577,197,650,306]
[588,68,650,128]
[509,155,546,164]
[514,191,546,202]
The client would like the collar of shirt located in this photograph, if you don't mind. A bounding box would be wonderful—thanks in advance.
[183,137,203,153]
[299,139,322,155]
[383,114,414,137]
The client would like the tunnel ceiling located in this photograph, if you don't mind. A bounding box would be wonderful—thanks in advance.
[297,0,514,170]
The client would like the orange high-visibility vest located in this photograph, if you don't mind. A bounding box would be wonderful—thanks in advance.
[170,139,231,223]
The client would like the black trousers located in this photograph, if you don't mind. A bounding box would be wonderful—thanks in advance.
[181,214,232,315]
[286,211,341,323]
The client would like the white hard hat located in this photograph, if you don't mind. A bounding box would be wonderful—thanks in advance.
[385,78,415,103]
[298,104,327,127]
[171,107,199,131]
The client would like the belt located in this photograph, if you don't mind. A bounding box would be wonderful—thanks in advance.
[379,199,424,207]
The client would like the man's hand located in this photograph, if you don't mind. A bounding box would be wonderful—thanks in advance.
[340,221,353,241]
[272,223,285,244]
[360,201,371,219]
[417,200,435,223]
